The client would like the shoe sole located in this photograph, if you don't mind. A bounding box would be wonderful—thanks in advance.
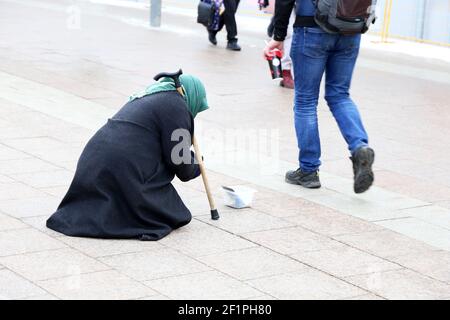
[354,148,375,194]
[285,177,321,189]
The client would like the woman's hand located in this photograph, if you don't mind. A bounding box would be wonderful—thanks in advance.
[263,39,284,58]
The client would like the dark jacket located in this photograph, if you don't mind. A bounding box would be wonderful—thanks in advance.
[46,91,200,241]
[273,0,317,41]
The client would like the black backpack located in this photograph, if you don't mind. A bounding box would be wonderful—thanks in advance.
[313,0,378,35]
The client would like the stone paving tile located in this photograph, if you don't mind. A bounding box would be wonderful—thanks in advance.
[99,248,211,281]
[31,147,82,165]
[0,228,66,257]
[22,294,59,300]
[306,190,429,221]
[247,184,309,201]
[251,195,328,218]
[38,270,157,300]
[245,295,277,300]
[49,126,93,144]
[59,236,164,258]
[0,196,60,218]
[0,213,28,231]
[286,208,382,236]
[344,294,385,300]
[401,205,450,230]
[57,160,78,172]
[345,269,450,300]
[187,171,248,195]
[0,97,29,114]
[145,270,263,300]
[173,183,207,200]
[1,111,66,129]
[247,270,366,300]
[436,200,450,210]
[138,294,171,300]
[197,247,309,281]
[187,196,219,217]
[21,215,64,237]
[335,229,439,259]
[40,186,69,198]
[0,248,110,281]
[161,220,256,257]
[0,269,47,300]
[376,218,450,251]
[388,250,450,283]
[0,182,48,201]
[197,209,294,235]
[9,170,73,188]
[291,246,402,278]
[0,126,41,140]
[0,158,61,175]
[242,227,344,255]
[2,137,66,153]
[0,174,14,183]
[0,144,30,161]
[387,179,450,203]
[0,118,9,127]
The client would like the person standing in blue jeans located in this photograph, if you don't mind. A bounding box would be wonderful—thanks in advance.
[264,0,375,193]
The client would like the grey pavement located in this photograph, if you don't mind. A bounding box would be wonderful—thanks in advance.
[0,0,450,300]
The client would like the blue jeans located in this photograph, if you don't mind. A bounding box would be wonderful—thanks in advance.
[290,27,369,172]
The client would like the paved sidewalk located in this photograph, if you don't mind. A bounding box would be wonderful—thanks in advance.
[0,0,450,300]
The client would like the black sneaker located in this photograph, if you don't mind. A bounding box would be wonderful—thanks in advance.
[285,169,321,189]
[351,147,375,194]
[226,40,241,51]
[208,31,217,45]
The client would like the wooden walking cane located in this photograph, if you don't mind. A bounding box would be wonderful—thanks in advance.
[153,69,220,220]
[192,135,219,220]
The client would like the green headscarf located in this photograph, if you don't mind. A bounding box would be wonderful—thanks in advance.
[129,74,209,118]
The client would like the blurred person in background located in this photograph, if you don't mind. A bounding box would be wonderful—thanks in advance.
[207,0,242,51]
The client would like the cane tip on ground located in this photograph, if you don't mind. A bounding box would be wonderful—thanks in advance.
[211,209,220,220]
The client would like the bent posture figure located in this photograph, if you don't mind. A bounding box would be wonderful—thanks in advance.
[47,75,209,241]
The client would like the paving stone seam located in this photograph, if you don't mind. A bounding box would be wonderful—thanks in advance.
[96,247,221,295]
[241,270,382,300]
[0,210,30,232]
[76,247,167,259]
[1,266,58,299]
[328,235,450,286]
[17,213,59,220]
[193,216,296,235]
[414,217,450,232]
[33,268,122,285]
[234,225,445,299]
[36,274,161,301]
[0,244,66,259]
[381,254,450,286]
[145,246,274,299]
[192,219,382,298]
[1,135,67,144]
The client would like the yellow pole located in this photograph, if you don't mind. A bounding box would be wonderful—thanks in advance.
[381,0,394,43]
[381,0,389,42]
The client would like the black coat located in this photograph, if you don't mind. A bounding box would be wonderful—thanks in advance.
[46,91,200,241]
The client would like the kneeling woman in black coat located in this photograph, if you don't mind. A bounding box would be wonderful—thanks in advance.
[47,74,209,241]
